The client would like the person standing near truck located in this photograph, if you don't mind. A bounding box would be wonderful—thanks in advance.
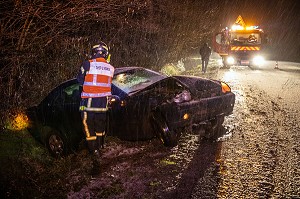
[199,43,212,73]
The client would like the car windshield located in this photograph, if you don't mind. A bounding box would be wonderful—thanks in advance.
[112,68,165,94]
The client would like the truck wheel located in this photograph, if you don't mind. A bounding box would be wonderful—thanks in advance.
[151,112,178,147]
[222,59,230,68]
[222,58,227,68]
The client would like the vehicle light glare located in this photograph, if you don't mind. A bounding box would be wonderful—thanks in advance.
[120,100,126,106]
[6,112,29,131]
[231,24,244,31]
[183,113,189,120]
[253,56,265,66]
[226,57,235,65]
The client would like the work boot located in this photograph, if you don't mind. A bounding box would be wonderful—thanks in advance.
[90,150,101,175]
[97,136,105,150]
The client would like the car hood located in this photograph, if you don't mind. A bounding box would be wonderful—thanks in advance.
[173,75,222,98]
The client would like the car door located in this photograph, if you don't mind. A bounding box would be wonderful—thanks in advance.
[60,83,84,144]
[41,81,83,145]
[109,91,154,141]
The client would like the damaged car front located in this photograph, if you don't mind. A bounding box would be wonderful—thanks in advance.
[170,76,234,137]
[142,74,235,145]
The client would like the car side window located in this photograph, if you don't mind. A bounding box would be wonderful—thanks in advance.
[62,83,80,103]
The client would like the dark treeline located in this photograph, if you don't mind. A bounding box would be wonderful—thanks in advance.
[0,0,220,119]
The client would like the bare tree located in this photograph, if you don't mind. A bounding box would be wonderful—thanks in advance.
[0,0,221,123]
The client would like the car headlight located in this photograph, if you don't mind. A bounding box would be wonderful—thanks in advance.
[253,55,265,66]
[174,90,191,103]
[226,56,235,65]
[221,82,231,93]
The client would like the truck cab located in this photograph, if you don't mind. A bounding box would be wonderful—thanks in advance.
[213,16,267,68]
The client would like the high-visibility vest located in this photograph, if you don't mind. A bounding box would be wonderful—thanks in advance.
[81,58,114,98]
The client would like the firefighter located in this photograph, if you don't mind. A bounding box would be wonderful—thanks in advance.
[77,42,114,171]
[199,43,212,73]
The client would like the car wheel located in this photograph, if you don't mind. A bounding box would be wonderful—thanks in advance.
[204,116,225,140]
[45,130,68,157]
[151,112,178,147]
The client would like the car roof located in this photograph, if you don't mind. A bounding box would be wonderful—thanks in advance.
[114,66,166,77]
[114,66,142,75]
[61,67,141,84]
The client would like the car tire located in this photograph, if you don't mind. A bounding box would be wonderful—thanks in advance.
[151,112,178,147]
[204,115,225,140]
[45,129,68,157]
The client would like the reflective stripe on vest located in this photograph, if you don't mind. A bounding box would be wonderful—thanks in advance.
[80,107,108,112]
[83,82,111,87]
[82,58,114,98]
[81,91,112,98]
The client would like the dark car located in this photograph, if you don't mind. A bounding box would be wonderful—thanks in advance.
[26,67,235,156]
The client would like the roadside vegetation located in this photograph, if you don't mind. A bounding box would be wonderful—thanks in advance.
[0,126,125,198]
[0,1,220,197]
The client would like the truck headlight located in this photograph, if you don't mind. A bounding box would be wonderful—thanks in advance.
[253,56,265,66]
[226,56,235,65]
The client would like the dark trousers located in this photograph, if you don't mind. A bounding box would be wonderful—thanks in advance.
[80,97,108,153]
[201,58,209,73]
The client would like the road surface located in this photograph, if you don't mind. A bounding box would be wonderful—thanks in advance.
[190,60,300,198]
[220,61,300,112]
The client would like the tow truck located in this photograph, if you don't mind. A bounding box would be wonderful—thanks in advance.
[213,15,268,68]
